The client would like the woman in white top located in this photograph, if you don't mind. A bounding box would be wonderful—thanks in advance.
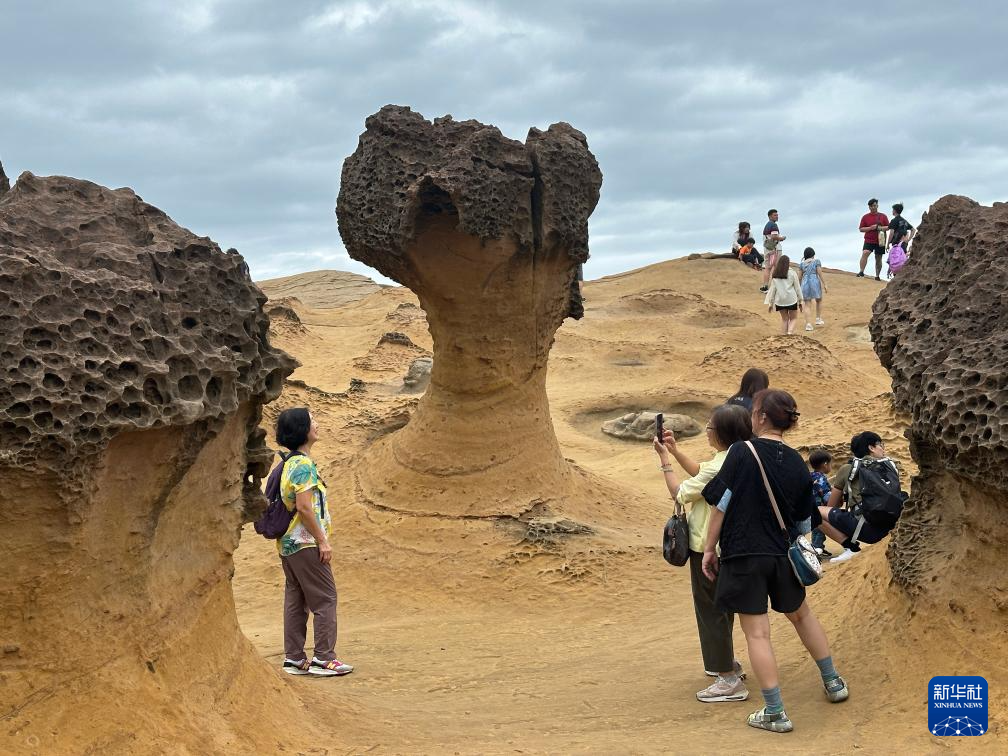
[764,254,804,335]
[653,404,754,703]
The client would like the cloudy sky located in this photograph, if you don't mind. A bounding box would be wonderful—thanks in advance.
[2,1,1004,283]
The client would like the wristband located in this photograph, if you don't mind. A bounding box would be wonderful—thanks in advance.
[660,464,675,472]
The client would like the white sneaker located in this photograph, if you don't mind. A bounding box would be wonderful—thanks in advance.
[816,318,825,325]
[805,323,814,331]
[830,548,858,563]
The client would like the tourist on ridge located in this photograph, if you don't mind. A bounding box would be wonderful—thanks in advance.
[733,222,764,270]
[886,203,915,250]
[761,209,786,291]
[726,368,770,412]
[701,389,849,733]
[818,431,901,564]
[808,449,833,558]
[764,255,803,335]
[654,404,754,703]
[274,408,353,677]
[857,198,889,281]
[798,247,828,331]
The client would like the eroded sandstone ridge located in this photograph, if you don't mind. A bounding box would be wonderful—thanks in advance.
[0,173,298,752]
[337,105,602,516]
[871,195,1008,600]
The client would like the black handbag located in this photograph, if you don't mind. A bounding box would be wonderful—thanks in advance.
[662,501,689,566]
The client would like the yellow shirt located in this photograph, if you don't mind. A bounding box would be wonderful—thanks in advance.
[277,455,331,557]
[675,450,728,552]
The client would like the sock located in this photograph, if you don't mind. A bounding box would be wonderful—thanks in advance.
[761,686,783,714]
[720,673,739,685]
[816,656,839,683]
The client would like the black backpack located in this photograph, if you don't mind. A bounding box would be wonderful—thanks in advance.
[254,451,306,539]
[849,458,904,530]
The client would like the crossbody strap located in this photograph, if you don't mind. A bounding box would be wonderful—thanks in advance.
[744,441,787,533]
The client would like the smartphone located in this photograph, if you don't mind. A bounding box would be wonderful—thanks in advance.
[655,413,664,443]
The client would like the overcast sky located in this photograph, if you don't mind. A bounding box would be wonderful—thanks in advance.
[3,1,1005,284]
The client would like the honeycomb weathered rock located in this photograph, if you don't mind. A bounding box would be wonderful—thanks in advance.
[0,171,299,750]
[0,172,295,503]
[870,194,1008,591]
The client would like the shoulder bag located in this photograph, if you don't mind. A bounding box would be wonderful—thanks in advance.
[662,499,689,567]
[744,441,822,586]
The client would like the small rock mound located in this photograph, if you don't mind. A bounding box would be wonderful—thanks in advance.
[266,297,307,336]
[601,411,701,441]
[402,356,433,392]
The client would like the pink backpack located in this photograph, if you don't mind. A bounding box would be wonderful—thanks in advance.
[888,244,908,274]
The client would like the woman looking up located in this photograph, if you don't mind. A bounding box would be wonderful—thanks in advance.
[701,389,848,733]
[275,408,353,678]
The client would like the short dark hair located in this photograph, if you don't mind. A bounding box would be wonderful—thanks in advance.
[892,203,903,214]
[850,431,883,458]
[809,449,832,470]
[737,367,770,398]
[772,254,790,279]
[276,407,311,450]
[738,221,750,233]
[803,247,815,259]
[710,404,752,448]
[868,198,879,206]
[768,208,778,217]
[753,389,800,432]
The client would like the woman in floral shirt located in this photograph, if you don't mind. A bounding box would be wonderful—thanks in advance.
[275,408,353,677]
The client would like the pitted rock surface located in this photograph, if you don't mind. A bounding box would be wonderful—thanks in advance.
[871,195,1008,487]
[870,194,1008,591]
[337,104,601,315]
[0,172,295,475]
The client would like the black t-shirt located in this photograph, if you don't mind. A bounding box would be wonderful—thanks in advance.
[725,394,753,412]
[889,215,913,246]
[702,438,815,560]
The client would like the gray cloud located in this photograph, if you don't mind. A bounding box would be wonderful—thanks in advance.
[2,1,1004,283]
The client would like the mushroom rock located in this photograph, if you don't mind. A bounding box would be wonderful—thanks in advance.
[870,195,1008,597]
[0,172,298,751]
[337,105,602,517]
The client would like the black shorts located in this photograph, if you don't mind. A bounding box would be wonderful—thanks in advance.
[714,555,805,615]
[863,243,885,256]
[775,303,798,312]
[827,507,888,545]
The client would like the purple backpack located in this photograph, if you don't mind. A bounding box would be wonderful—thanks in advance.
[254,451,304,539]
[888,244,908,274]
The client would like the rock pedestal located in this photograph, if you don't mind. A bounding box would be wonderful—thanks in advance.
[0,173,297,751]
[337,106,602,516]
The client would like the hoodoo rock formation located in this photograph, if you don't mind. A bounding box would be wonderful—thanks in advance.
[337,105,602,516]
[871,195,1008,601]
[0,173,298,752]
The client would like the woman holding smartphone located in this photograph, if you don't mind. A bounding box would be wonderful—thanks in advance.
[654,404,754,703]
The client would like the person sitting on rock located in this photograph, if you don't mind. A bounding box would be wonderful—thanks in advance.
[815,431,899,564]
[275,407,353,678]
[732,222,764,270]
[653,404,755,704]
[725,368,770,412]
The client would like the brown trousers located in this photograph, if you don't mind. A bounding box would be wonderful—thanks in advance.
[281,547,338,662]
[688,549,735,673]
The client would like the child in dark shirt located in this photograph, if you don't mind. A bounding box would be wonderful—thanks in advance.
[808,449,833,558]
